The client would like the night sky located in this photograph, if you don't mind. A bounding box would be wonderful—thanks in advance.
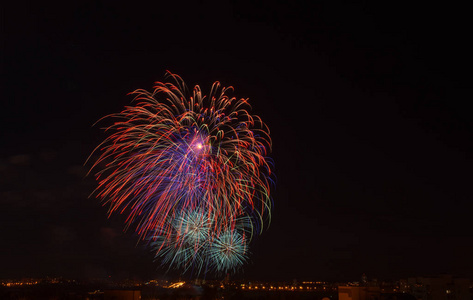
[2,1,472,282]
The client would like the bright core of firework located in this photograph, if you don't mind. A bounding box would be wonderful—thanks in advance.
[88,71,274,276]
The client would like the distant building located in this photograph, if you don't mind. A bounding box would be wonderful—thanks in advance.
[104,289,141,300]
[407,275,470,300]
[339,286,417,300]
[339,286,381,300]
[362,274,368,286]
[400,279,409,293]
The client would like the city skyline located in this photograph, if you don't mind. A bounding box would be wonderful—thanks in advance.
[2,274,470,300]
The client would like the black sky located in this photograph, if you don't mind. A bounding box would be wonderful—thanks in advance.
[1,1,472,282]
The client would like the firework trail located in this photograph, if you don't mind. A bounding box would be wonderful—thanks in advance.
[88,72,273,275]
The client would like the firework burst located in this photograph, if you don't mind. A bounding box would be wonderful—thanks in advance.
[89,72,273,275]
[151,209,252,275]
[208,230,249,274]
